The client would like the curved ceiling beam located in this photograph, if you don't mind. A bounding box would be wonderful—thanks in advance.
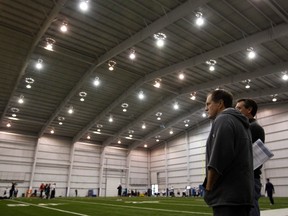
[0,0,67,124]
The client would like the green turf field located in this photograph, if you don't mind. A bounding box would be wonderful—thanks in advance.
[1,196,287,216]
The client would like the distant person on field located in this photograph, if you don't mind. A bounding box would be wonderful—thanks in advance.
[117,184,122,196]
[236,98,265,216]
[265,178,275,205]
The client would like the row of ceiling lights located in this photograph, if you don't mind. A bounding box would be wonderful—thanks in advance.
[6,1,288,147]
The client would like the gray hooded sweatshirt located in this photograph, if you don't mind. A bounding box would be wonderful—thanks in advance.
[204,108,254,207]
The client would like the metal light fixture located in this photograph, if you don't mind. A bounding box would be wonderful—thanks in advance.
[68,106,74,114]
[93,77,100,86]
[44,38,56,51]
[138,90,144,100]
[18,95,24,104]
[79,0,89,11]
[60,21,68,32]
[79,91,87,102]
[155,112,162,120]
[206,59,217,71]
[247,47,256,59]
[154,32,166,47]
[121,103,129,112]
[129,48,136,60]
[36,58,43,70]
[195,12,204,26]
[190,92,196,100]
[108,60,116,71]
[153,78,161,88]
[25,77,34,89]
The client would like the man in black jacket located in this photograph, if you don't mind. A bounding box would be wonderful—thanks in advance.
[236,98,265,216]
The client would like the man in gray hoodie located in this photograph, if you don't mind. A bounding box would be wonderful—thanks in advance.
[204,89,254,216]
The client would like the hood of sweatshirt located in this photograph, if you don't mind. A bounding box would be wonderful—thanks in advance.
[220,107,250,128]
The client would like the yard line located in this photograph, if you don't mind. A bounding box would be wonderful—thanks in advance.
[63,199,212,215]
[8,200,89,216]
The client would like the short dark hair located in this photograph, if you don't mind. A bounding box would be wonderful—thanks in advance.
[209,89,233,108]
[236,98,258,117]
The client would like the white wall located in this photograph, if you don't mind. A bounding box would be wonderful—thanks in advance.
[0,103,287,197]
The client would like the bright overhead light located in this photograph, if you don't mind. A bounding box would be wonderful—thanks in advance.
[129,48,136,60]
[50,129,55,134]
[272,94,277,102]
[138,90,144,100]
[44,38,55,51]
[178,73,185,80]
[169,129,174,135]
[184,119,190,127]
[190,92,196,100]
[68,106,74,114]
[195,12,204,26]
[118,139,121,144]
[202,112,207,118]
[6,122,11,127]
[60,21,68,32]
[108,60,116,71]
[155,112,162,120]
[18,95,24,104]
[153,78,161,88]
[79,0,89,11]
[79,91,87,102]
[282,72,288,81]
[144,144,148,148]
[243,79,251,89]
[121,103,128,112]
[206,59,217,71]
[93,77,100,86]
[247,47,256,59]
[36,59,43,70]
[87,135,91,140]
[108,114,113,122]
[154,32,166,47]
[25,77,34,89]
[12,113,17,117]
[173,102,179,110]
[142,122,146,129]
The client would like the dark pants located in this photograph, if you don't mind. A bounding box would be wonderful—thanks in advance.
[250,178,261,216]
[213,206,251,216]
[267,192,274,204]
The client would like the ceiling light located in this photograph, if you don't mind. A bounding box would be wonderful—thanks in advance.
[206,59,217,71]
[25,77,34,89]
[154,32,166,47]
[169,129,174,135]
[144,144,148,148]
[58,116,65,125]
[121,103,128,112]
[93,77,100,86]
[138,90,144,100]
[202,112,207,118]
[59,122,63,125]
[68,106,74,114]
[50,129,55,134]
[79,0,89,11]
[282,72,288,81]
[247,47,256,59]
[97,128,101,132]
[243,79,251,89]
[108,114,113,122]
[184,119,190,127]
[11,107,19,113]
[18,95,24,104]
[87,135,91,140]
[190,92,196,100]
[79,91,87,102]
[195,12,204,26]
[173,102,179,110]
[129,48,136,60]
[60,21,68,32]
[153,78,161,88]
[44,38,55,51]
[6,122,11,127]
[272,94,277,102]
[178,73,185,80]
[108,60,116,71]
[142,122,146,129]
[155,112,162,120]
[118,139,121,144]
[12,113,17,117]
[35,59,43,70]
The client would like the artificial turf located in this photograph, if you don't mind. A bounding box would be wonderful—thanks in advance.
[1,196,287,216]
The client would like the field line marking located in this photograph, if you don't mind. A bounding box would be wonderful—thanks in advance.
[9,200,89,216]
[63,199,212,215]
